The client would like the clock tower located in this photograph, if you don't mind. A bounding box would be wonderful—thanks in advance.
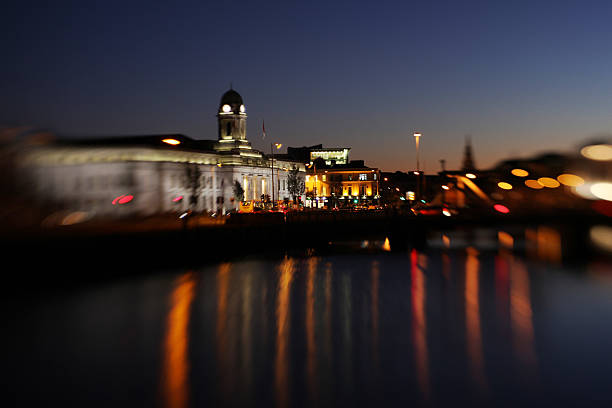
[216,88,251,151]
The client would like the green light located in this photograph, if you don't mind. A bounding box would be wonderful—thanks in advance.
[353,199,358,204]
[420,200,426,203]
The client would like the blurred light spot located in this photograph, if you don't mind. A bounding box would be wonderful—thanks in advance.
[442,185,449,190]
[537,177,560,188]
[494,204,510,214]
[173,195,184,202]
[442,209,451,216]
[442,234,450,248]
[498,182,513,190]
[466,173,476,179]
[511,169,529,177]
[574,182,599,200]
[60,211,89,226]
[557,174,584,187]
[498,231,514,249]
[112,195,125,205]
[382,237,391,251]
[581,144,612,161]
[118,195,133,204]
[179,212,189,219]
[162,138,181,145]
[590,225,612,252]
[524,180,543,189]
[591,183,612,201]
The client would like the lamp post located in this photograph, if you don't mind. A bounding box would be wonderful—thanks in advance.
[413,132,422,172]
[413,132,422,201]
[271,143,282,207]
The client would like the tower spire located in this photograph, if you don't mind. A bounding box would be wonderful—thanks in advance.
[461,135,476,171]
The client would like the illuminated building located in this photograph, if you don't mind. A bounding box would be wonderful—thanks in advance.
[303,155,380,208]
[19,89,305,217]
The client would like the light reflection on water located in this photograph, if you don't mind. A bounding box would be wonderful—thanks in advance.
[7,236,612,407]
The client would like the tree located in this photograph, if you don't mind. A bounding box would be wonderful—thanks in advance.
[185,164,202,208]
[233,180,245,202]
[287,166,305,203]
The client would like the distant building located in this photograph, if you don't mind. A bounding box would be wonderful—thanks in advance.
[301,148,380,208]
[19,89,306,217]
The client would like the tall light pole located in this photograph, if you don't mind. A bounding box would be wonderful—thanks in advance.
[413,132,422,201]
[271,143,282,207]
[413,132,422,172]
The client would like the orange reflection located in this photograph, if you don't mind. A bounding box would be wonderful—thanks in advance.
[537,227,562,263]
[275,258,295,408]
[411,249,430,400]
[324,262,333,369]
[162,272,196,408]
[306,257,318,403]
[216,263,232,397]
[241,271,253,396]
[510,258,538,379]
[465,247,488,394]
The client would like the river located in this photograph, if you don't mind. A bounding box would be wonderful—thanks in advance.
[6,228,612,407]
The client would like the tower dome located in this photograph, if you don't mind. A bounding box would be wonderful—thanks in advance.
[219,89,245,114]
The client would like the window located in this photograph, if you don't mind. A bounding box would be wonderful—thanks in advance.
[226,122,232,136]
[359,173,367,181]
[322,175,326,181]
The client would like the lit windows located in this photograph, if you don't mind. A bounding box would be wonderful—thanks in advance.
[359,173,367,181]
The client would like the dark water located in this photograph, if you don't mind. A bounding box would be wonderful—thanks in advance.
[7,234,612,407]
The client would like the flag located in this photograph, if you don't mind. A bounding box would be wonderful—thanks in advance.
[262,120,266,139]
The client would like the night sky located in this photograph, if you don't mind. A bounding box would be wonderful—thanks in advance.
[3,0,612,172]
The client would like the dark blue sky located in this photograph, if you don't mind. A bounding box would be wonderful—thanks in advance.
[3,0,612,171]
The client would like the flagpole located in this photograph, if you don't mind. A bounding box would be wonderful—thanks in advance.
[271,142,274,206]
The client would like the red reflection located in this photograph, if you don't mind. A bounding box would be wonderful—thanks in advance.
[173,195,184,203]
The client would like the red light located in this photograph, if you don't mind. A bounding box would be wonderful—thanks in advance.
[112,195,125,205]
[118,195,133,204]
[173,195,184,202]
[494,204,510,214]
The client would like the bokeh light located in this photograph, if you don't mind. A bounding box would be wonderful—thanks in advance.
[591,183,612,201]
[498,182,513,190]
[590,225,612,252]
[557,174,585,187]
[511,169,529,177]
[525,180,543,189]
[580,144,612,161]
[538,177,560,188]
[494,204,510,214]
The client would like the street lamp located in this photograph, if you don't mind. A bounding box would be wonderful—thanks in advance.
[271,143,282,206]
[413,132,422,172]
[413,132,422,202]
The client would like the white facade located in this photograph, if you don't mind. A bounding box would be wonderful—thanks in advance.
[20,89,305,217]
